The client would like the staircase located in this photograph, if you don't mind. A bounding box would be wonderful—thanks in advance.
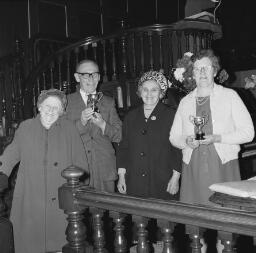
[0,19,221,138]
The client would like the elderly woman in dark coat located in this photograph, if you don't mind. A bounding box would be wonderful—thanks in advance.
[0,89,88,253]
[117,71,182,200]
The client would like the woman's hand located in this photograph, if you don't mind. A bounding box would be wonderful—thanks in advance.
[166,170,180,195]
[186,135,199,149]
[199,134,221,145]
[117,174,127,194]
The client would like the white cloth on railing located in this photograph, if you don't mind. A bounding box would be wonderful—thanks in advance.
[209,176,256,199]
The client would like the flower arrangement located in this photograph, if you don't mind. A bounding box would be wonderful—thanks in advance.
[172,52,196,92]
[170,51,229,93]
[244,74,256,89]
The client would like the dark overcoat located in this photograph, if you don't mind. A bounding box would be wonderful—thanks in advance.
[117,102,182,200]
[0,115,88,253]
[66,91,122,190]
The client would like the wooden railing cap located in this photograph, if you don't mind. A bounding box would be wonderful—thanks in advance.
[61,165,84,185]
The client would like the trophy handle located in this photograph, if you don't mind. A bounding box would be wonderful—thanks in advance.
[204,114,209,125]
[97,91,103,102]
[189,115,195,124]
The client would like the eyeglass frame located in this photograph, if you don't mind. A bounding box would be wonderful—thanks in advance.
[76,72,100,79]
[193,65,213,74]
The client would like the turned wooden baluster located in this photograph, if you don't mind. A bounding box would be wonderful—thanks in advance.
[158,30,164,70]
[176,30,182,59]
[186,225,203,253]
[32,81,38,116]
[66,51,71,94]
[167,31,173,73]
[74,47,80,67]
[184,30,191,52]
[59,165,88,253]
[158,220,175,253]
[15,49,24,120]
[102,40,108,82]
[120,35,128,76]
[218,231,235,253]
[139,32,145,73]
[10,69,17,125]
[42,71,47,90]
[91,208,107,253]
[206,32,212,49]
[192,31,197,54]
[131,33,137,77]
[92,42,98,62]
[110,39,117,81]
[83,45,88,59]
[133,216,149,253]
[57,55,63,90]
[1,78,7,136]
[49,61,55,88]
[148,31,154,70]
[110,211,127,253]
[198,31,203,51]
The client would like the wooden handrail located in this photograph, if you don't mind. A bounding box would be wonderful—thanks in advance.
[74,188,256,237]
[24,20,221,86]
[22,20,221,117]
[59,166,256,252]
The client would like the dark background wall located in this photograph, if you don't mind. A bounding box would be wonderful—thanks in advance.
[1,0,256,72]
[0,0,186,58]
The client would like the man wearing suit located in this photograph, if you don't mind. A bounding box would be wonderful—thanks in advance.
[66,59,122,192]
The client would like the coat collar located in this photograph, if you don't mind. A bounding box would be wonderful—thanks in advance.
[35,114,61,130]
[138,101,165,121]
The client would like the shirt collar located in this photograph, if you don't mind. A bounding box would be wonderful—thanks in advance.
[80,89,97,96]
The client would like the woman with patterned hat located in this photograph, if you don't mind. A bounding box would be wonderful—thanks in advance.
[117,71,182,199]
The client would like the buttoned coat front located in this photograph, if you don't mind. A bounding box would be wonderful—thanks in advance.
[66,91,122,190]
[0,116,89,253]
[117,102,182,199]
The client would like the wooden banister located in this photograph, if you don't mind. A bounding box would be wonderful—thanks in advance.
[59,166,256,253]
[22,20,221,118]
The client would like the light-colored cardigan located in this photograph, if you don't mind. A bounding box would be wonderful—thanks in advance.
[169,84,255,164]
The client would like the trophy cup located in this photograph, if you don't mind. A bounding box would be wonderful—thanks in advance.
[189,115,208,140]
[87,92,103,114]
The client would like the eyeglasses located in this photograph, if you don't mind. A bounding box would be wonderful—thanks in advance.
[77,72,99,79]
[41,105,62,114]
[193,66,212,73]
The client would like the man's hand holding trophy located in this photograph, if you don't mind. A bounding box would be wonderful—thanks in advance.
[81,92,104,129]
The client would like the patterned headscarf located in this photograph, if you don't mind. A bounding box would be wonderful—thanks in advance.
[138,71,168,95]
[37,89,67,110]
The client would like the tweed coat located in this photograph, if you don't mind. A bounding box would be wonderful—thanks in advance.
[0,115,89,253]
[117,102,182,200]
[66,91,122,190]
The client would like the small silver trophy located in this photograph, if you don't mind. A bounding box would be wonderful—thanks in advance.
[87,92,103,113]
[189,115,208,140]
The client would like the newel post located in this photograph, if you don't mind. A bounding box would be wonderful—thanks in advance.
[58,166,88,253]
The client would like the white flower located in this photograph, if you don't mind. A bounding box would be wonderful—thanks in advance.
[244,76,256,89]
[167,80,172,88]
[184,52,193,57]
[174,67,185,82]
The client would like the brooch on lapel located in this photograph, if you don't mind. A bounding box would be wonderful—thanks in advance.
[150,116,156,121]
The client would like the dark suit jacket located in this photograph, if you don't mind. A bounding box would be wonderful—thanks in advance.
[66,91,122,190]
[117,102,182,199]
